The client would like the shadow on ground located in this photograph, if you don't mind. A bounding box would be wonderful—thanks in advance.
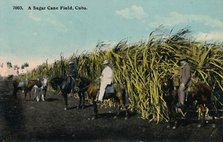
[0,80,223,142]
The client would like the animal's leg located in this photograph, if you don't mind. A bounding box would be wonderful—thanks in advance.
[13,89,18,98]
[167,112,176,129]
[124,91,129,120]
[43,89,47,101]
[41,89,46,101]
[210,102,218,128]
[208,102,216,128]
[33,87,37,101]
[24,90,28,101]
[166,121,171,129]
[78,93,82,109]
[117,105,121,116]
[78,92,85,109]
[36,89,40,102]
[212,103,217,128]
[63,93,68,110]
[82,92,85,109]
[197,112,205,128]
[172,120,178,129]
[36,95,40,102]
[124,105,129,120]
[29,90,32,101]
[112,96,120,119]
[166,109,171,128]
[197,105,206,128]
[166,106,173,128]
[113,103,121,119]
[212,115,216,128]
[92,101,98,120]
[172,105,179,129]
[42,94,45,101]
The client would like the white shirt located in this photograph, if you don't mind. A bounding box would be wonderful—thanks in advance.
[101,66,114,84]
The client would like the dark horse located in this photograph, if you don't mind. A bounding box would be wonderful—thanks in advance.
[50,76,91,110]
[161,76,217,129]
[13,79,43,100]
[85,81,129,120]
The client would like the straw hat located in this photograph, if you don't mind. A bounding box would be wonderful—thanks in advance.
[69,61,74,65]
[179,56,187,61]
[103,60,109,65]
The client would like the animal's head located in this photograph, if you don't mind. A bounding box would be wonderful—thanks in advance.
[50,77,63,90]
[190,82,211,102]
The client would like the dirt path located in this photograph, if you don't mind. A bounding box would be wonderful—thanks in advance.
[0,80,223,141]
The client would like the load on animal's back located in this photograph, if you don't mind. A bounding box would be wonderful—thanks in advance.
[13,78,28,96]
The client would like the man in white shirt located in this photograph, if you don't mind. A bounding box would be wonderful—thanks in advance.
[96,60,114,102]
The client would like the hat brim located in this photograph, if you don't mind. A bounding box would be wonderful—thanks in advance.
[179,56,187,61]
[179,59,186,61]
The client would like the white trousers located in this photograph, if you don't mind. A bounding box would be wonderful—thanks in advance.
[98,80,111,101]
[178,84,186,105]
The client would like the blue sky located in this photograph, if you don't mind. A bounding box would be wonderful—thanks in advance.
[0,0,223,72]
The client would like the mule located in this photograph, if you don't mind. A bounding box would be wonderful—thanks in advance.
[13,78,44,100]
[50,76,91,110]
[32,78,48,102]
[85,81,129,120]
[191,82,217,128]
[161,76,217,129]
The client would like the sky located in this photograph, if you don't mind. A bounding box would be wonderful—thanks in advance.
[0,0,223,76]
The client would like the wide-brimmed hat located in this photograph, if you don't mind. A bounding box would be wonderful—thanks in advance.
[69,61,74,65]
[103,60,109,65]
[179,56,187,61]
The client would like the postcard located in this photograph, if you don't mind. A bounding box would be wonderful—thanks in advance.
[0,0,223,141]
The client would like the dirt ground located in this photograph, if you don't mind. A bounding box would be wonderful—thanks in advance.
[0,80,223,142]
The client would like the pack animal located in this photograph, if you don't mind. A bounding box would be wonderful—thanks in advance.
[86,80,129,120]
[32,78,48,102]
[13,78,47,101]
[50,76,91,110]
[161,76,217,129]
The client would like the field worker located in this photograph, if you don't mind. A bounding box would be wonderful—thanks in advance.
[96,60,114,102]
[67,61,77,97]
[176,56,191,108]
